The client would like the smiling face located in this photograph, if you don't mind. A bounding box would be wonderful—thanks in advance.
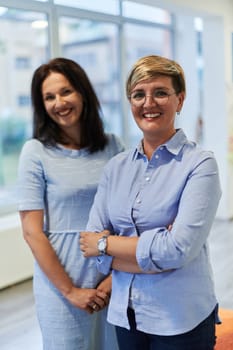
[130,76,185,146]
[42,72,83,142]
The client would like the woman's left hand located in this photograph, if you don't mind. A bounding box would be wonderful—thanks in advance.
[80,230,109,257]
[97,275,112,297]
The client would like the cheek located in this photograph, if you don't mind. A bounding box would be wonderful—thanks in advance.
[44,102,52,115]
[72,97,83,112]
[131,105,139,117]
[78,102,84,114]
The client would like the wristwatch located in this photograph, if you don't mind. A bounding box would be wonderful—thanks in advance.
[97,235,108,255]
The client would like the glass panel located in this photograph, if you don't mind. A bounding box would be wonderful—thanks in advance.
[122,1,172,24]
[0,8,48,213]
[124,23,173,146]
[59,17,122,136]
[55,0,120,15]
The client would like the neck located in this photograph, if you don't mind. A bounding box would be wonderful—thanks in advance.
[142,140,155,160]
[61,142,81,150]
[61,130,81,149]
[142,130,176,160]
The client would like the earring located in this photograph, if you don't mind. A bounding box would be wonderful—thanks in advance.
[176,111,180,116]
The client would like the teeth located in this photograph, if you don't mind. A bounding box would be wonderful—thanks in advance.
[58,109,71,116]
[144,113,161,118]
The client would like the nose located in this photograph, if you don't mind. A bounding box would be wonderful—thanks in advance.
[55,95,66,107]
[143,94,156,106]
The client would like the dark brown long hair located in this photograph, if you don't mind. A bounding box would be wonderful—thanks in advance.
[31,57,107,152]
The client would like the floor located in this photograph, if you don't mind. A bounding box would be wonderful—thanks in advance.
[0,279,42,350]
[0,219,233,350]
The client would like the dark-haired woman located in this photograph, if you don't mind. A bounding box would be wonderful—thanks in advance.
[17,57,124,350]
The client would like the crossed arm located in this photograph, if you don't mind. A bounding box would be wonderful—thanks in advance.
[80,231,143,273]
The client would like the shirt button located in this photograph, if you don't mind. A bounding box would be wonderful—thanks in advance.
[155,154,159,159]
[136,199,141,204]
[145,177,150,181]
[160,146,164,150]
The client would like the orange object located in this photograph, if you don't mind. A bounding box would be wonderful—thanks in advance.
[215,308,233,349]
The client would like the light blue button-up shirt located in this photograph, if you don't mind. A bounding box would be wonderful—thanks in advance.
[87,129,221,336]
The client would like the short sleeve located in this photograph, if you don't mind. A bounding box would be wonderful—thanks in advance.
[17,140,46,210]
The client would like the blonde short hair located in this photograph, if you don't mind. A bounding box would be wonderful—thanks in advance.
[126,55,186,98]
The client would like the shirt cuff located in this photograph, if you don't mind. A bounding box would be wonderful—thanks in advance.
[96,255,113,275]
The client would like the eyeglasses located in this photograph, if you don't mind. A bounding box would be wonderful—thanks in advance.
[129,90,177,107]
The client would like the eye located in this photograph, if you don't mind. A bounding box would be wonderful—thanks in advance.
[44,94,54,101]
[154,90,169,98]
[131,91,145,100]
[62,88,73,96]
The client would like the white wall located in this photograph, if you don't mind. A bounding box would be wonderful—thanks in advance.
[0,214,33,289]
[175,0,233,219]
[144,0,233,219]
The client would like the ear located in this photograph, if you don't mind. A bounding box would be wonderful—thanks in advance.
[177,91,185,113]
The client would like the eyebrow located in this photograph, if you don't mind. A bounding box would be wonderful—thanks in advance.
[132,86,170,92]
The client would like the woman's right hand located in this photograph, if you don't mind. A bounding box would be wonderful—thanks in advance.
[65,286,109,314]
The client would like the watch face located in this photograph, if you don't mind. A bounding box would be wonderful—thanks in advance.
[98,236,107,254]
[99,240,106,250]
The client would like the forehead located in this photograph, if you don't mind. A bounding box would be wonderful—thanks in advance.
[132,76,173,90]
[42,72,71,93]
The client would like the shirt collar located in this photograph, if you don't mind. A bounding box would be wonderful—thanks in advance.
[132,129,188,160]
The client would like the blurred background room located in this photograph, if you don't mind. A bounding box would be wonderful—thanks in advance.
[0,1,233,349]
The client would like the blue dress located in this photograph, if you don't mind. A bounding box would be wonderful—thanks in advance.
[17,133,124,350]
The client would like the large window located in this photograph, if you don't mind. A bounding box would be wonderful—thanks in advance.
[59,17,122,135]
[0,6,48,214]
[0,0,174,214]
[55,0,120,15]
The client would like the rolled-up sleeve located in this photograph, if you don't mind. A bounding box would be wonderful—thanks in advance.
[136,155,221,272]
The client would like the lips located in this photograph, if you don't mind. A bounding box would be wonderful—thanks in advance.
[143,113,161,118]
[56,108,72,117]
